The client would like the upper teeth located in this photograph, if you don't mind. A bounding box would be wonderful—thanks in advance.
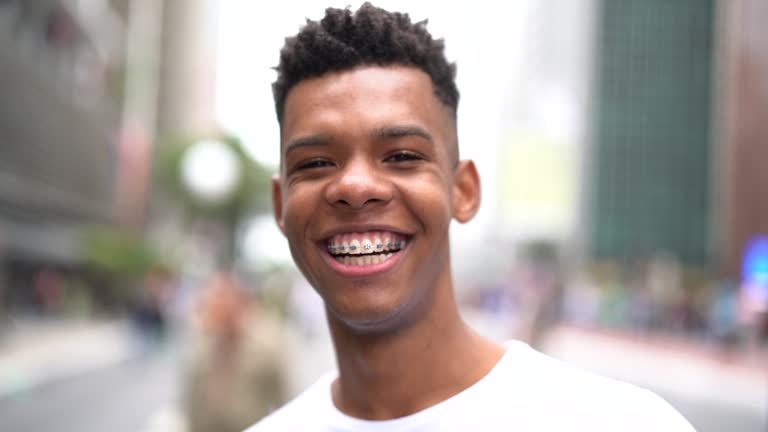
[326,231,407,256]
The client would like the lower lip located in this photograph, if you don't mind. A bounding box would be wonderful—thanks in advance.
[321,246,406,277]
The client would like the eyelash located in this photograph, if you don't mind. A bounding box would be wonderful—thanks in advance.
[293,151,423,173]
[296,159,333,171]
[385,151,423,163]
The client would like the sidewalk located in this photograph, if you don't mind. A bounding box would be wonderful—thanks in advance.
[542,325,767,413]
[0,318,136,398]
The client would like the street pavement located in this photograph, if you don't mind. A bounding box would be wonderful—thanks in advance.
[0,319,184,432]
[0,348,182,432]
[0,319,135,399]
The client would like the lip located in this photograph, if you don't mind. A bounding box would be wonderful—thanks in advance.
[314,223,414,277]
[315,224,413,241]
[318,241,408,278]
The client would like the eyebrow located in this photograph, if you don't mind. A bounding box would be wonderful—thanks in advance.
[371,125,433,142]
[284,134,333,156]
[284,125,433,156]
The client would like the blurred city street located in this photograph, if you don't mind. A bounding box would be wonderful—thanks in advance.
[2,0,768,431]
[1,311,764,432]
[0,319,183,432]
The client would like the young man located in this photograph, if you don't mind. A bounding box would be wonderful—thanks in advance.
[246,3,695,431]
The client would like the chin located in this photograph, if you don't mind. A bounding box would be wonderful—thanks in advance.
[324,289,426,335]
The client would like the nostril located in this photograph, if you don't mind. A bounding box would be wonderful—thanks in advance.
[325,172,393,209]
[333,193,389,210]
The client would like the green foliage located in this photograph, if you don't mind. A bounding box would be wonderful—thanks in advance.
[81,228,163,279]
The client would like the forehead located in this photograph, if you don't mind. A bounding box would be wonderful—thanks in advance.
[281,66,454,149]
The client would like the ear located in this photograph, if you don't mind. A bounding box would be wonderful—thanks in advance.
[271,175,286,234]
[452,160,481,223]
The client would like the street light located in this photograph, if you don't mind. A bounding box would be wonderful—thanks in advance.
[180,139,242,205]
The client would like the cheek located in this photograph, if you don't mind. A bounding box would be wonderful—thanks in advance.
[281,187,319,238]
[281,188,320,282]
[398,175,453,230]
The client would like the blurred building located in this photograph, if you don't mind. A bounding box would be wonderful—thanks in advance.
[155,0,218,139]
[587,0,714,266]
[585,0,768,279]
[0,0,123,313]
[493,0,596,250]
[146,0,219,247]
[486,0,768,292]
[715,0,768,278]
[0,0,218,316]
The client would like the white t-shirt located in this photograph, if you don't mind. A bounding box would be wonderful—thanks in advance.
[244,340,695,431]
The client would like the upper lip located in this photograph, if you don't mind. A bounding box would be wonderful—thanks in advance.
[315,224,414,242]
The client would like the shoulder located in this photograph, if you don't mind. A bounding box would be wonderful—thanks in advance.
[242,372,336,432]
[499,341,696,431]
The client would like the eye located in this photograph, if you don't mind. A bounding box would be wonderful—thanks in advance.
[296,159,334,170]
[384,151,423,163]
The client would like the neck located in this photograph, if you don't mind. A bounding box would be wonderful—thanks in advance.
[326,272,505,420]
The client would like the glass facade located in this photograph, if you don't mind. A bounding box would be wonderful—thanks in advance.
[590,0,714,265]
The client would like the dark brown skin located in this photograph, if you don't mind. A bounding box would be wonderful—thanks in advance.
[273,65,505,420]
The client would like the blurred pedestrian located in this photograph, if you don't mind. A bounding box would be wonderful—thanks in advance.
[739,236,768,351]
[185,272,287,432]
[130,266,175,350]
[513,242,563,348]
[708,278,740,349]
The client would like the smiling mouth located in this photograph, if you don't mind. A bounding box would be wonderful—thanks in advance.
[325,231,408,266]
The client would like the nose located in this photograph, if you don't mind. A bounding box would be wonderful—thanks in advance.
[325,157,393,210]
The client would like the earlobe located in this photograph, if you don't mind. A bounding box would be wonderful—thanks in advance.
[452,160,481,223]
[272,175,286,234]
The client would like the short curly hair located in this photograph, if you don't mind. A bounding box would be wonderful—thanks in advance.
[273,3,459,126]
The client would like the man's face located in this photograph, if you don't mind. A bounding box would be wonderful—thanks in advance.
[274,66,479,331]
